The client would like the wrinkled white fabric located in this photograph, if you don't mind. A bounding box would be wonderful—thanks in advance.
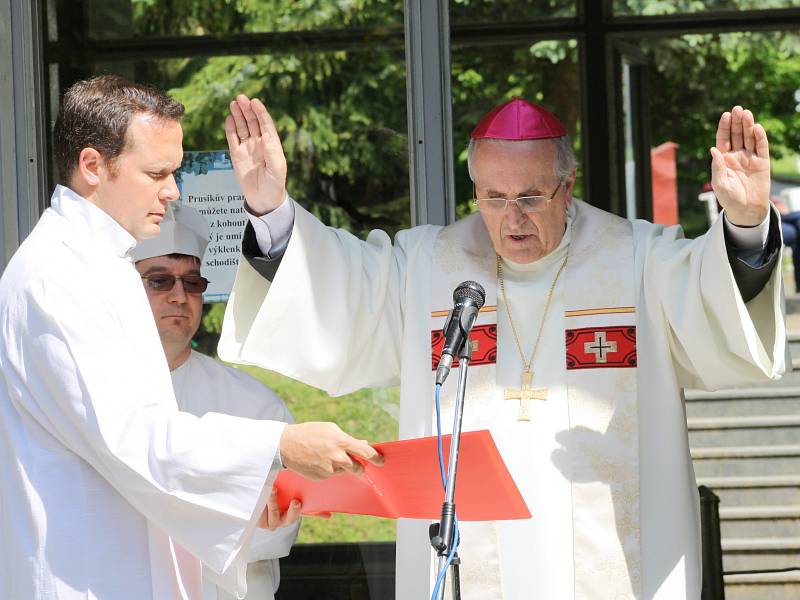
[220,199,785,599]
[0,186,284,599]
[171,350,298,600]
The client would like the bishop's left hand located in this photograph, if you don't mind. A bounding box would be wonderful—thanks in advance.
[710,106,771,226]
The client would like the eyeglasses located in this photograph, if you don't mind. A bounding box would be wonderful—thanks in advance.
[141,275,210,294]
[473,179,563,213]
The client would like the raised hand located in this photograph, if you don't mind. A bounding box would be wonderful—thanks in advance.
[225,95,288,215]
[710,106,771,226]
[278,422,385,481]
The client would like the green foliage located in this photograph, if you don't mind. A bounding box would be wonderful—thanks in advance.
[238,367,399,442]
[450,0,576,21]
[617,0,800,14]
[132,0,403,36]
[638,31,800,233]
[235,364,399,542]
[192,302,225,356]
[131,0,409,240]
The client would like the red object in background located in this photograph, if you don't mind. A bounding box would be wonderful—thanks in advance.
[651,142,679,225]
[274,430,531,521]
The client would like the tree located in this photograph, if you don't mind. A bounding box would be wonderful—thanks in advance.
[94,0,800,239]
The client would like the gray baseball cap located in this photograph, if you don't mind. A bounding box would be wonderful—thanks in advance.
[132,203,209,262]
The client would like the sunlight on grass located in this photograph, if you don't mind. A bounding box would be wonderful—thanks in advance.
[235,364,400,542]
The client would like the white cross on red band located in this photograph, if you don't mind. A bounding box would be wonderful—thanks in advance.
[566,326,637,370]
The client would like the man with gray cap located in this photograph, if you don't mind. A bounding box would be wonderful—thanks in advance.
[133,203,298,600]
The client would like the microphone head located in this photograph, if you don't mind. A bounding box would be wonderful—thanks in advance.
[453,280,486,308]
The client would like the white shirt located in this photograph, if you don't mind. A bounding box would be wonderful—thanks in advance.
[0,186,285,599]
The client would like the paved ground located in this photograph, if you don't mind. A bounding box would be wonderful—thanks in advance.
[785,297,800,332]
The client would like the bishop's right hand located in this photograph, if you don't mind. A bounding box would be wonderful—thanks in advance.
[278,422,385,481]
[225,94,288,216]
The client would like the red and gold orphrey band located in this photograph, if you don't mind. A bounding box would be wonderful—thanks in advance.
[566,325,637,370]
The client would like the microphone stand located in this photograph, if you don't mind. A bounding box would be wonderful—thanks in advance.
[430,339,472,600]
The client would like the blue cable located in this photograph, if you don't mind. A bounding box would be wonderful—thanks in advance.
[431,383,460,600]
[435,384,446,485]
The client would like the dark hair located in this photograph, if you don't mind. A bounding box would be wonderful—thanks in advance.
[53,74,185,184]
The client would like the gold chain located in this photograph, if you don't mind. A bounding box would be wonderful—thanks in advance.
[497,251,569,373]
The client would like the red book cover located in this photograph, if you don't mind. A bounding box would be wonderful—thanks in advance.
[275,430,531,521]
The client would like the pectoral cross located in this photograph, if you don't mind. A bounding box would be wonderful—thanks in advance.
[504,369,547,421]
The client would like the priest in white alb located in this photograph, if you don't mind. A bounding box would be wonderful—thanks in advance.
[218,96,786,599]
[0,75,383,600]
[132,204,300,600]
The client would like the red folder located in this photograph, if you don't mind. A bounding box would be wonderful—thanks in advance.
[274,429,531,521]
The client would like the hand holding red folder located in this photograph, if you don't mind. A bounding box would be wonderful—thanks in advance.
[274,429,531,521]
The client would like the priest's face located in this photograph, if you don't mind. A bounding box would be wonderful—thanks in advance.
[472,139,575,264]
[89,114,183,242]
[136,255,203,356]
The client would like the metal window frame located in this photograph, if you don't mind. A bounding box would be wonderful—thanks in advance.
[0,0,48,273]
[43,1,800,221]
[404,0,456,226]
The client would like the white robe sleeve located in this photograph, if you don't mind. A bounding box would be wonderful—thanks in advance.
[4,276,284,595]
[177,355,300,564]
[220,201,437,396]
[635,209,786,390]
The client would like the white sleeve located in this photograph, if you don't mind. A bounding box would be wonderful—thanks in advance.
[221,201,437,396]
[723,209,770,267]
[7,278,284,595]
[635,214,785,390]
[244,195,295,258]
[723,210,770,250]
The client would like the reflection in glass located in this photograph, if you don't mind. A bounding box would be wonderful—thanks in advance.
[451,40,581,216]
[63,47,409,548]
[613,0,800,15]
[79,0,404,39]
[450,0,576,23]
[84,50,411,240]
[621,60,637,219]
[626,31,800,237]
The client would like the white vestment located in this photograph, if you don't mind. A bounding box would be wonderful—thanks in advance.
[171,350,299,600]
[0,186,286,600]
[219,199,785,599]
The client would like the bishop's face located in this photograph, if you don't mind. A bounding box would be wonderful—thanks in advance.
[472,138,575,264]
[136,254,204,354]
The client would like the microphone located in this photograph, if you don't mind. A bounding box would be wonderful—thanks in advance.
[435,281,486,385]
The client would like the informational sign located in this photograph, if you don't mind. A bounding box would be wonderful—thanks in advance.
[175,151,245,303]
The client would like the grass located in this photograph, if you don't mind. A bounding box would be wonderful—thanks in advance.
[236,364,400,543]
[772,152,800,180]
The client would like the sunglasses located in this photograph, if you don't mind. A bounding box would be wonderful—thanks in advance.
[141,275,210,294]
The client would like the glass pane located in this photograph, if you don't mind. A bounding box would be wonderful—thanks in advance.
[614,0,800,16]
[70,0,404,40]
[451,0,577,23]
[451,39,582,213]
[115,48,408,535]
[239,366,399,544]
[624,31,800,237]
[123,51,410,240]
[621,60,637,219]
[45,2,407,596]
